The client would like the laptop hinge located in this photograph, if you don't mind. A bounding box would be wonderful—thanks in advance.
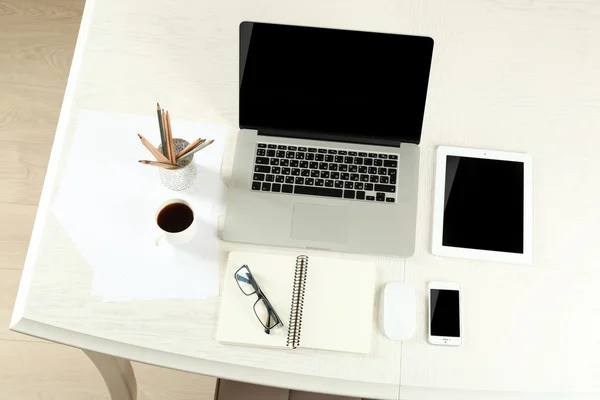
[257,128,402,148]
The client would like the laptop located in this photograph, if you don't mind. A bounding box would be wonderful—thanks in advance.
[222,22,434,256]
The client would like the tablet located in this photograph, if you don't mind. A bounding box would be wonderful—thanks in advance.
[432,146,533,264]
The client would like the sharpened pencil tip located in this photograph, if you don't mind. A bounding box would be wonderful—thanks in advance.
[137,133,142,138]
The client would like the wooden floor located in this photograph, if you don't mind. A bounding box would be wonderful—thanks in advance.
[0,0,216,398]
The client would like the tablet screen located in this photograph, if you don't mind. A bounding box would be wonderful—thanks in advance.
[443,156,524,254]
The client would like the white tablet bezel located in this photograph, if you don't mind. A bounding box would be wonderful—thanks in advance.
[432,146,533,265]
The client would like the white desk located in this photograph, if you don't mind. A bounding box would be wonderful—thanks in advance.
[10,0,600,399]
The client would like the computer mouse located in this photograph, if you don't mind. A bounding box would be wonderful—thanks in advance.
[382,282,416,341]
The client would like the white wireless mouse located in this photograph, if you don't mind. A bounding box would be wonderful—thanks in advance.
[382,282,416,341]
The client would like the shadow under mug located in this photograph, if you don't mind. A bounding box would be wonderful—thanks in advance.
[155,199,197,246]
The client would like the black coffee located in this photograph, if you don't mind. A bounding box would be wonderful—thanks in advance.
[157,202,194,233]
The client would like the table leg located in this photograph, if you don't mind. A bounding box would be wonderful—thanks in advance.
[84,350,137,400]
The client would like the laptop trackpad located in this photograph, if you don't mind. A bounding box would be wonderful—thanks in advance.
[291,203,349,244]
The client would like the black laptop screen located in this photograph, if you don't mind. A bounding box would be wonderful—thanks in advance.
[239,22,434,145]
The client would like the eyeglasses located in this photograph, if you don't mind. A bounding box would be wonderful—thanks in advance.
[235,265,283,334]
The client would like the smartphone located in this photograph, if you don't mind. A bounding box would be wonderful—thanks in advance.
[428,281,461,346]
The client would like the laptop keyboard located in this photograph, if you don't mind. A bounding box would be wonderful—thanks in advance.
[252,143,398,202]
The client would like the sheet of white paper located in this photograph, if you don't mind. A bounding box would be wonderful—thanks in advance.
[51,109,228,301]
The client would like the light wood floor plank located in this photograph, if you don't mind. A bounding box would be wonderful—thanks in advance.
[0,269,43,342]
[0,203,37,242]
[0,241,29,270]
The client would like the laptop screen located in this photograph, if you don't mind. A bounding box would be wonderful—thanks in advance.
[239,22,434,146]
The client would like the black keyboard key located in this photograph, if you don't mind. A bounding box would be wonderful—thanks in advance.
[365,183,374,191]
[341,172,350,180]
[253,173,265,181]
[349,151,357,156]
[340,164,348,172]
[376,192,385,201]
[280,159,289,167]
[354,157,363,165]
[321,171,330,178]
[375,184,396,193]
[374,159,383,166]
[364,158,373,166]
[328,149,337,154]
[318,148,327,154]
[288,146,297,151]
[261,182,271,191]
[276,175,284,183]
[329,163,338,171]
[388,168,397,177]
[258,143,267,148]
[344,156,353,164]
[267,150,275,157]
[305,178,315,186]
[291,169,301,176]
[256,157,269,165]
[366,195,375,201]
[272,183,281,192]
[355,182,364,190]
[350,174,359,181]
[368,167,378,174]
[295,152,305,160]
[252,182,261,190]
[278,145,287,150]
[345,181,354,189]
[286,151,295,159]
[299,147,307,152]
[295,177,304,185]
[319,162,328,170]
[285,176,295,184]
[315,179,325,187]
[378,167,387,175]
[309,162,318,169]
[282,184,293,193]
[325,155,334,162]
[272,166,281,174]
[257,149,266,156]
[379,154,388,159]
[291,160,299,168]
[359,166,367,174]
[331,172,340,180]
[282,168,291,175]
[276,150,285,158]
[349,165,358,173]
[266,174,275,182]
[338,150,347,155]
[268,144,277,149]
[368,153,377,158]
[389,155,398,160]
[295,185,342,198]
[384,160,398,168]
[356,191,366,200]
[308,148,317,153]
[370,175,379,183]
[306,153,315,160]
[335,155,344,163]
[335,181,344,188]
[300,161,309,168]
[270,158,279,166]
[386,197,395,203]
[344,190,355,199]
[325,179,334,187]
[360,174,369,182]
[311,170,320,178]
[315,154,324,161]
[359,152,368,157]
[301,169,310,177]
[380,176,389,184]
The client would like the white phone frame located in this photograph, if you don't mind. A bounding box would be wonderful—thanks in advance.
[428,281,461,346]
[432,146,533,265]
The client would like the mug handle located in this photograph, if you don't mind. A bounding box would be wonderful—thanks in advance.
[155,233,167,247]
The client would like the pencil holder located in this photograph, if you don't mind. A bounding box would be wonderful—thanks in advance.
[157,138,197,191]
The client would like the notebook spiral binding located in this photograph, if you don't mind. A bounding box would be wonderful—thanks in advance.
[286,255,309,349]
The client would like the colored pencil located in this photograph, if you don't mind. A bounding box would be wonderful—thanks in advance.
[156,103,167,157]
[165,111,176,163]
[177,139,214,161]
[177,138,205,159]
[137,134,170,163]
[138,160,181,169]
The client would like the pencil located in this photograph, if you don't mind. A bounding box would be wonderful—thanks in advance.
[177,138,205,159]
[138,160,181,169]
[157,103,167,157]
[137,134,171,163]
[177,139,214,161]
[161,109,169,158]
[165,111,176,163]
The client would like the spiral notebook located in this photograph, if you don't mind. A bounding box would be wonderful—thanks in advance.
[216,251,376,353]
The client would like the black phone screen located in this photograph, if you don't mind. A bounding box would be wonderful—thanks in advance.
[430,289,460,337]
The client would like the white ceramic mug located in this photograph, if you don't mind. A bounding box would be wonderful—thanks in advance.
[155,199,197,246]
